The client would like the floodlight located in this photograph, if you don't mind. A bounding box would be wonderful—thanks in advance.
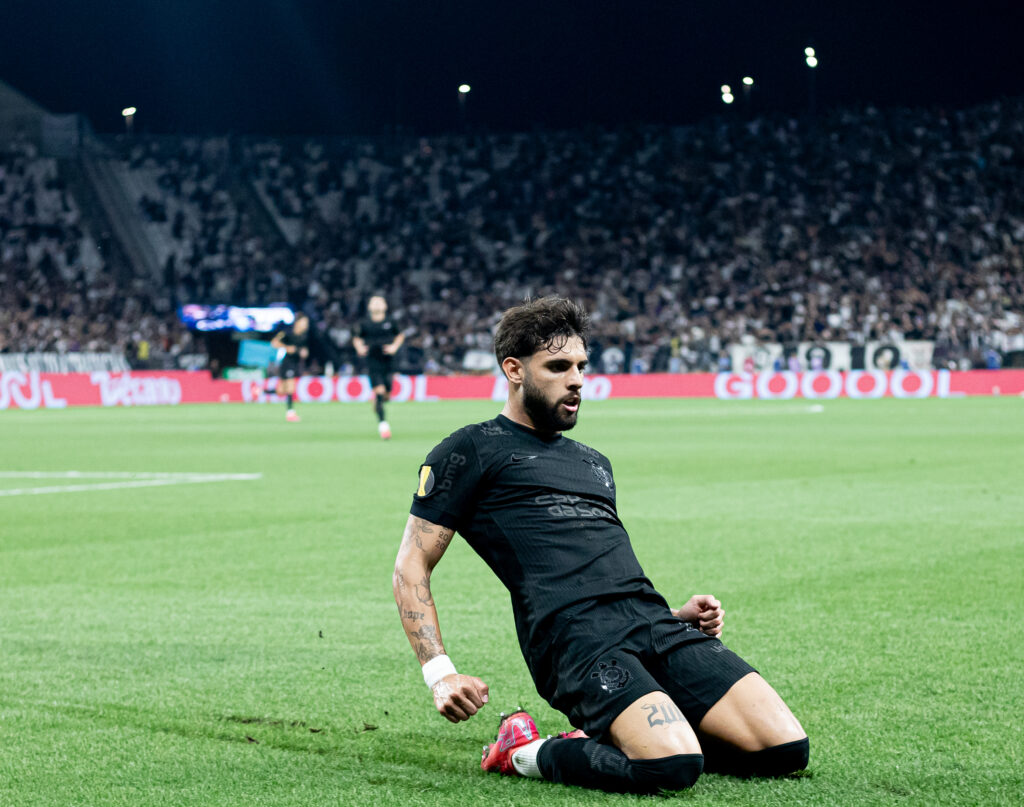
[721,85,731,94]
[458,84,471,94]
[742,76,754,86]
[805,47,815,57]
[122,107,137,117]
[722,93,735,104]
[806,56,818,68]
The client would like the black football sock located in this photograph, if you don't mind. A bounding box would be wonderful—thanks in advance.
[537,737,702,794]
[702,737,809,778]
[286,393,294,409]
[374,394,385,422]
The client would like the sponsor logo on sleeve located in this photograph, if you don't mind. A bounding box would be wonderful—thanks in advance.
[416,465,435,497]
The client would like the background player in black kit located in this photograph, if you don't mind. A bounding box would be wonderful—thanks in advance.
[393,297,808,794]
[270,312,309,422]
[353,295,404,440]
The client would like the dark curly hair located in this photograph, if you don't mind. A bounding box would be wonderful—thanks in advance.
[493,297,590,373]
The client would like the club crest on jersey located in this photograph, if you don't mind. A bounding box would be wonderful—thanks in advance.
[591,659,630,692]
[417,465,435,497]
[587,460,614,490]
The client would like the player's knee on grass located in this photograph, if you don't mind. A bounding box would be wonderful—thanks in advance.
[704,736,809,778]
[628,753,704,792]
[540,738,703,794]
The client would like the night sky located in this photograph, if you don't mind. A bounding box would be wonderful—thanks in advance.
[1,0,1020,136]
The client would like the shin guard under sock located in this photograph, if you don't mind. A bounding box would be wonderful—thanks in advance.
[538,737,702,794]
[703,737,809,778]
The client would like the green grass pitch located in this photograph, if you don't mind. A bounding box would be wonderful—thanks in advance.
[1,397,1022,806]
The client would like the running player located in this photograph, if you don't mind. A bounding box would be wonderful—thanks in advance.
[353,295,404,439]
[270,312,309,422]
[393,297,808,794]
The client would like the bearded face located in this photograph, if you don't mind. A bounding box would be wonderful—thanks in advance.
[521,363,581,433]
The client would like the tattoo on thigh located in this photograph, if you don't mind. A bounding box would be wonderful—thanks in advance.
[642,700,686,729]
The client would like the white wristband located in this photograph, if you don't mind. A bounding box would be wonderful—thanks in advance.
[422,654,458,689]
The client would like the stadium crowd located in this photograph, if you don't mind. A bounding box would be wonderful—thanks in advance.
[242,96,1024,373]
[0,139,197,362]
[128,136,291,310]
[3,96,1023,372]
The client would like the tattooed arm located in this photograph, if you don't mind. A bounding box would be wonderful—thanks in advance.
[393,514,489,722]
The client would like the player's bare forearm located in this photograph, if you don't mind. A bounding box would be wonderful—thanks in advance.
[394,565,446,663]
[393,515,455,665]
[393,519,489,722]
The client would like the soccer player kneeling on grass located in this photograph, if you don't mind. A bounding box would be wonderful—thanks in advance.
[392,297,809,794]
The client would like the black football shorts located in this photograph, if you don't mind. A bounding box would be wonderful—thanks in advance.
[279,355,300,380]
[367,357,394,391]
[538,598,756,743]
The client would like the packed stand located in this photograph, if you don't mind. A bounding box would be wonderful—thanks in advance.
[124,137,293,311]
[6,96,1024,372]
[243,97,1024,373]
[0,139,199,364]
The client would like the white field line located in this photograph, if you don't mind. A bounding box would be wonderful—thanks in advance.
[0,472,261,480]
[0,471,261,497]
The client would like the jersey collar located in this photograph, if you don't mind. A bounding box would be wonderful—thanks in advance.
[496,414,563,443]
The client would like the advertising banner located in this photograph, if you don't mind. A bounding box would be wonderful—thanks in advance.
[711,369,1022,399]
[0,352,130,373]
[728,340,936,372]
[0,371,241,410]
[3,369,1024,410]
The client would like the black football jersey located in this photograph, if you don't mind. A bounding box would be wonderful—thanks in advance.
[410,414,669,663]
[355,317,399,359]
[277,326,308,351]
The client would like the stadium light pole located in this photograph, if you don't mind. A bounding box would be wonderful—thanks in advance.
[121,106,137,136]
[458,84,471,130]
[742,76,754,114]
[804,47,818,117]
